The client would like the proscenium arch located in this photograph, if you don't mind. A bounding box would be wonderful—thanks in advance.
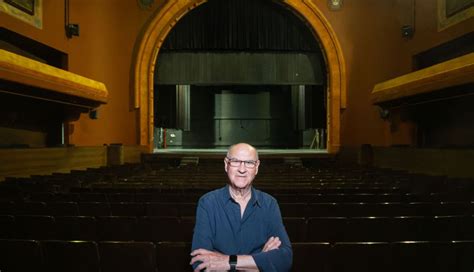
[133,0,346,153]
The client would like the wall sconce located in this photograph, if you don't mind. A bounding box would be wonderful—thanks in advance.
[328,0,343,11]
[399,0,416,39]
[66,24,80,38]
[65,0,79,38]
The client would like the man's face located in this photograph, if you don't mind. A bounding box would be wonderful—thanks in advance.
[225,144,260,190]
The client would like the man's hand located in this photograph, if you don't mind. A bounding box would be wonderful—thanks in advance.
[190,248,230,272]
[262,236,281,252]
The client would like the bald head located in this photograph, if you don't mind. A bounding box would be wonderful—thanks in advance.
[226,143,259,161]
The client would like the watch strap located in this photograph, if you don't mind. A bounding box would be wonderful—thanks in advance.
[229,255,237,271]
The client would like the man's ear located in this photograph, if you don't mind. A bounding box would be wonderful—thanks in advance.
[224,159,228,172]
[255,160,260,175]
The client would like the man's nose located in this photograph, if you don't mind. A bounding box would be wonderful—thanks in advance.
[238,162,247,172]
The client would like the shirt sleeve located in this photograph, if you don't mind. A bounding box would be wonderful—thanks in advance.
[191,196,214,270]
[251,198,293,271]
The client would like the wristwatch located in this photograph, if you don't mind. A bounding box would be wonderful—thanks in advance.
[229,255,237,272]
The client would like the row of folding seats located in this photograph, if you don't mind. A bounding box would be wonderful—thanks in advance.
[0,201,197,217]
[0,215,195,242]
[284,215,474,242]
[2,200,472,218]
[2,214,473,243]
[0,239,192,272]
[27,192,203,203]
[18,191,474,206]
[2,239,473,272]
[275,192,474,203]
[279,201,473,217]
[292,241,474,272]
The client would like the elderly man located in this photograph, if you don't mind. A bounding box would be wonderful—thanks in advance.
[190,143,292,271]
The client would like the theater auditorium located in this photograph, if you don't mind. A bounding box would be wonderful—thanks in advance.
[0,0,473,271]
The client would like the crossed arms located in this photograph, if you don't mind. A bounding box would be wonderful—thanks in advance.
[191,236,283,271]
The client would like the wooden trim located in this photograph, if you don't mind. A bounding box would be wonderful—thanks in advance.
[0,145,147,181]
[0,146,107,181]
[132,0,346,153]
[371,53,474,104]
[0,49,108,103]
[123,145,148,163]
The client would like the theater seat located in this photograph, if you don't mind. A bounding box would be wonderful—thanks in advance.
[0,200,15,214]
[99,241,158,272]
[0,215,15,238]
[331,242,392,272]
[283,217,307,242]
[136,216,182,242]
[292,242,331,272]
[110,202,145,216]
[42,240,100,272]
[307,217,346,242]
[280,203,308,217]
[78,202,111,216]
[47,201,79,216]
[96,216,137,241]
[345,217,393,242]
[0,239,43,271]
[391,216,434,241]
[451,240,474,271]
[80,193,108,202]
[55,216,98,240]
[180,203,197,217]
[180,216,196,242]
[107,193,135,203]
[391,241,451,272]
[15,201,48,215]
[146,202,180,217]
[156,241,193,271]
[15,215,56,240]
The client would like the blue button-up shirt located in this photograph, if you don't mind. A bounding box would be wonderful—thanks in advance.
[191,185,292,271]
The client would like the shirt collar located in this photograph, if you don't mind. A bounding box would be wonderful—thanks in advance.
[223,185,261,207]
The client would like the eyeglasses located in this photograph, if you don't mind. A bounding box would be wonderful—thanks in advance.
[226,157,258,169]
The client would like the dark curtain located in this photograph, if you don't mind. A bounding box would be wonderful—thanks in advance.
[161,0,320,52]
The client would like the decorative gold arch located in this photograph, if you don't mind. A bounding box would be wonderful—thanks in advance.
[133,0,346,153]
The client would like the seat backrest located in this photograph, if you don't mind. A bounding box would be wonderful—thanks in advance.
[0,215,15,238]
[0,239,43,271]
[55,216,98,240]
[96,216,138,241]
[42,240,100,272]
[99,241,158,272]
[15,215,56,240]
[110,202,146,216]
[78,202,111,216]
[136,216,182,242]
[47,201,79,216]
[156,241,193,272]
[307,217,347,242]
[332,242,392,272]
[146,202,180,217]
[292,242,331,272]
[283,217,307,242]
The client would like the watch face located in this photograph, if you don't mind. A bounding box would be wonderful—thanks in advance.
[138,0,154,9]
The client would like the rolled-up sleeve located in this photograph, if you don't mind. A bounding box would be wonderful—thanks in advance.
[251,199,293,271]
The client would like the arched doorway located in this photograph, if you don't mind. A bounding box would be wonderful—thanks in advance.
[133,0,346,153]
